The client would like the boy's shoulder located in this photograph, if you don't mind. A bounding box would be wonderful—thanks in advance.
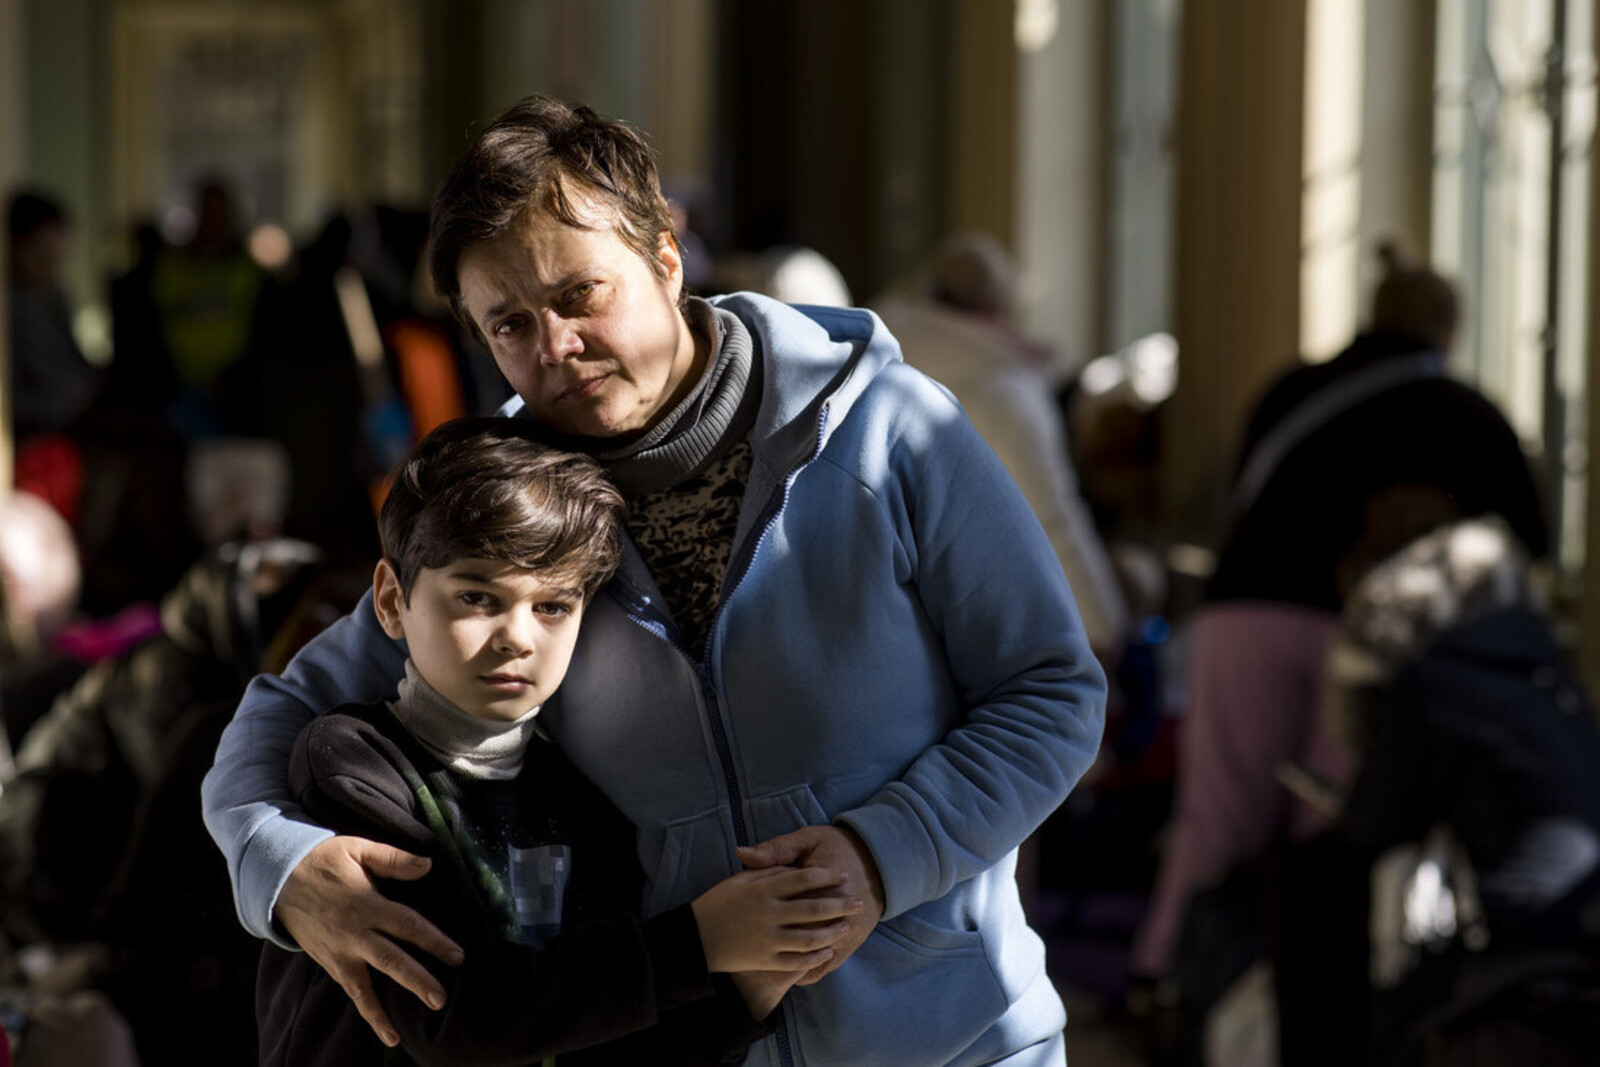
[305,699,403,738]
[289,702,439,851]
[294,701,417,775]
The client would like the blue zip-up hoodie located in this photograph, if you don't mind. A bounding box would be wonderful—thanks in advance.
[202,294,1107,1066]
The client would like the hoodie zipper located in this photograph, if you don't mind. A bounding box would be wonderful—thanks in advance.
[610,578,760,852]
[710,403,833,659]
[619,403,831,1067]
[615,405,832,839]
[710,405,829,1067]
[611,515,806,1067]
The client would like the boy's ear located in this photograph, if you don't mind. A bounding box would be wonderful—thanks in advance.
[372,560,407,641]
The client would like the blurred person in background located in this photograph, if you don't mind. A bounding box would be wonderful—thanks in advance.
[666,191,715,293]
[1131,243,1549,1066]
[246,211,386,565]
[0,491,93,751]
[143,177,267,441]
[0,539,358,1067]
[5,190,102,446]
[712,244,854,308]
[1331,516,1600,1066]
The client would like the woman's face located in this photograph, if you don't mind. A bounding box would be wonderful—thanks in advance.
[456,198,705,441]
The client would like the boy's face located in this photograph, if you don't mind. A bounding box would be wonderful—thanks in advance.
[373,557,586,722]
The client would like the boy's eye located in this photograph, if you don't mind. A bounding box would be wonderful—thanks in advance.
[534,601,574,618]
[458,591,496,608]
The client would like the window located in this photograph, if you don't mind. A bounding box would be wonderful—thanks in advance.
[1431,0,1596,572]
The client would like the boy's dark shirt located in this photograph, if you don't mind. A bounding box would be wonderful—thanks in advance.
[257,700,769,1066]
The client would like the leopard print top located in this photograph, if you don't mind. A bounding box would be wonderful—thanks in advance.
[624,440,754,655]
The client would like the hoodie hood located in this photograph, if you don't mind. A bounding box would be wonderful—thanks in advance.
[707,292,903,469]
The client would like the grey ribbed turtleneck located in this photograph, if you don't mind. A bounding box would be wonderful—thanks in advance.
[386,660,542,781]
[583,299,762,496]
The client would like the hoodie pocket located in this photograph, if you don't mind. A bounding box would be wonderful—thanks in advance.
[786,904,1010,1066]
[643,785,841,916]
[875,906,992,959]
[746,783,832,843]
[735,785,1016,1064]
[643,805,740,917]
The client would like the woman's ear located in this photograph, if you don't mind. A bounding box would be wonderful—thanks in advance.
[657,229,684,301]
[372,559,407,641]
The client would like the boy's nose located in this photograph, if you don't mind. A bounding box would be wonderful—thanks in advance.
[496,614,536,656]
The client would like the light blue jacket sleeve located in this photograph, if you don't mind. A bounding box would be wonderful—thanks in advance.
[830,371,1109,918]
[200,589,406,945]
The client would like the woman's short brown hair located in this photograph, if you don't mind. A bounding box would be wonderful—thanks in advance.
[379,417,625,602]
[427,95,683,324]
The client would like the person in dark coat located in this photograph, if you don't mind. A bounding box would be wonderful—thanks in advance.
[1332,516,1600,1066]
[0,539,346,1066]
[1133,244,1550,1065]
[5,190,102,442]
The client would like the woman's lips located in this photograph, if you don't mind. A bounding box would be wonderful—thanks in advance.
[557,373,609,403]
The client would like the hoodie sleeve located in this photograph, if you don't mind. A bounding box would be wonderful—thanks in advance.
[832,365,1109,918]
[200,588,407,944]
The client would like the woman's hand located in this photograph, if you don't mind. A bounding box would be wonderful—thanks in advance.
[738,825,885,985]
[274,836,464,1047]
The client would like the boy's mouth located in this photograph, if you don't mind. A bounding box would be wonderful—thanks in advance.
[481,673,532,689]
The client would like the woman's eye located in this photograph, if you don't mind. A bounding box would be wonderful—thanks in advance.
[563,282,596,306]
[492,315,526,338]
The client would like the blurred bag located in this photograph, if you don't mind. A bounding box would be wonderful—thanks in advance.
[1370,824,1486,991]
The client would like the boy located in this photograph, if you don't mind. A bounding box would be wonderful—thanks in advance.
[256,417,860,1065]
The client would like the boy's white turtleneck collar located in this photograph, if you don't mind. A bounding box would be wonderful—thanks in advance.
[387,659,543,780]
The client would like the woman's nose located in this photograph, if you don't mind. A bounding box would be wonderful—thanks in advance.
[538,313,583,365]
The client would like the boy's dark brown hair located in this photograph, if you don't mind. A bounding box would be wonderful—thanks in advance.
[427,94,684,330]
[379,417,625,602]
